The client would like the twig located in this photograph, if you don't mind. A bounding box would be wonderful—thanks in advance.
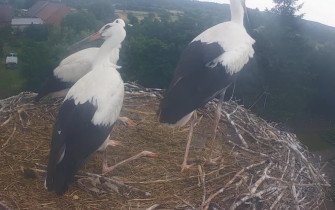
[145,204,160,210]
[34,163,151,198]
[1,115,12,127]
[202,160,267,209]
[174,195,195,209]
[198,165,207,205]
[228,140,268,157]
[230,187,283,210]
[250,162,272,194]
[222,110,248,148]
[1,124,16,149]
[269,191,284,210]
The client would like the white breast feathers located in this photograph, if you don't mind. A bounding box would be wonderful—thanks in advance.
[65,67,124,127]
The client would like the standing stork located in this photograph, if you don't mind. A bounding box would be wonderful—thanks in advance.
[36,19,134,126]
[158,0,255,171]
[45,19,156,195]
[35,23,121,102]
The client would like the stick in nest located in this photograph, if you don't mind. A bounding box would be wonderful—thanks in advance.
[202,160,267,210]
[1,124,16,149]
[222,110,248,148]
[33,163,151,198]
[1,115,12,127]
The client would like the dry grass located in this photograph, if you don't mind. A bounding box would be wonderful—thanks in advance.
[0,84,331,209]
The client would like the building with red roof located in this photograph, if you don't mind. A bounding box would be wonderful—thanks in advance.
[0,5,13,28]
[27,1,71,26]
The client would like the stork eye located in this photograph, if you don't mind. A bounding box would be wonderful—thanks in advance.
[103,25,111,30]
[116,20,119,23]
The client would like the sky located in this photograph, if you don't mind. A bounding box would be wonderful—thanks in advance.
[198,0,335,28]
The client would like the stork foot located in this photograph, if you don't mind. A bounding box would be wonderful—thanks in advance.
[102,151,158,175]
[107,140,123,147]
[118,116,136,127]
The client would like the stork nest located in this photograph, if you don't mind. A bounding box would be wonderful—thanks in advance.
[0,83,331,209]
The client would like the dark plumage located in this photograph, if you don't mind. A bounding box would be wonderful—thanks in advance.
[45,100,113,194]
[35,76,72,102]
[158,0,255,171]
[159,41,237,124]
[45,19,127,195]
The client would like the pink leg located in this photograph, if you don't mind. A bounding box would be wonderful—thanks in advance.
[206,91,225,165]
[118,116,136,127]
[107,140,123,147]
[181,112,197,172]
[102,150,157,175]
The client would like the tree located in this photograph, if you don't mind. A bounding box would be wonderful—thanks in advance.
[88,2,116,22]
[0,39,4,57]
[271,0,304,19]
[19,41,59,91]
[127,13,139,25]
[61,10,99,34]
[23,24,49,41]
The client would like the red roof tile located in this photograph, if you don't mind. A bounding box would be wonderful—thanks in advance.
[27,1,71,25]
[0,5,13,27]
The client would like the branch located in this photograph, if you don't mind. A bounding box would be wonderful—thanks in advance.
[222,110,248,148]
[1,124,16,150]
[202,160,267,209]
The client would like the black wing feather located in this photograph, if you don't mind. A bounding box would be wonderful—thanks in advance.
[159,41,237,124]
[35,75,73,102]
[46,99,113,195]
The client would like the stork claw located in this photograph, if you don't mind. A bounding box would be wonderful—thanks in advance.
[107,140,123,147]
[118,116,136,127]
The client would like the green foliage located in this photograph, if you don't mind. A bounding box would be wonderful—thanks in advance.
[23,24,49,41]
[0,40,3,57]
[88,1,116,22]
[127,13,139,25]
[61,10,99,34]
[121,36,177,88]
[19,40,59,91]
[271,0,304,19]
[0,69,23,99]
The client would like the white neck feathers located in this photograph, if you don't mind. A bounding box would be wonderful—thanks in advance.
[230,0,245,25]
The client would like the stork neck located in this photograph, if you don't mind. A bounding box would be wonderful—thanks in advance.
[95,37,122,66]
[230,0,244,25]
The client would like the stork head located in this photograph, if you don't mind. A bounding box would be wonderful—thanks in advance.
[90,18,126,41]
[70,18,126,49]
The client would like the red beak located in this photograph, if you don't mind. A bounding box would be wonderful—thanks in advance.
[69,32,102,49]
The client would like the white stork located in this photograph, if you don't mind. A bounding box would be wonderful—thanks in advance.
[36,20,134,126]
[45,19,156,195]
[35,24,121,102]
[158,0,255,171]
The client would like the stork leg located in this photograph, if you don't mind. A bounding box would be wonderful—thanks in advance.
[205,90,226,165]
[107,140,123,147]
[102,150,157,175]
[98,137,123,152]
[117,116,136,127]
[181,111,197,172]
